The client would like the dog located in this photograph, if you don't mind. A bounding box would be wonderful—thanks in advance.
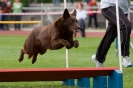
[18,9,80,64]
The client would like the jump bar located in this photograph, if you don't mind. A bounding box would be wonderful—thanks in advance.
[0,67,118,82]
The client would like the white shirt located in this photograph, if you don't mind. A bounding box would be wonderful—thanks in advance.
[101,0,130,14]
[76,9,87,20]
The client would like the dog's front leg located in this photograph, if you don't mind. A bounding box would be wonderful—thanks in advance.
[73,40,79,48]
[52,39,71,49]
[69,40,79,48]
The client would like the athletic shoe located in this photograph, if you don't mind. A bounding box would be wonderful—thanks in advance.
[91,55,103,68]
[122,56,132,68]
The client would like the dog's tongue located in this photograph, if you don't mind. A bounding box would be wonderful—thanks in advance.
[76,29,80,32]
[72,28,79,33]
[73,30,77,33]
[74,29,79,33]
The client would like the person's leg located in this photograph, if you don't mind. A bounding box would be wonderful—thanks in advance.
[15,15,21,30]
[0,14,2,30]
[120,17,131,57]
[17,15,21,30]
[78,19,86,37]
[93,6,131,66]
[95,22,117,63]
[1,15,4,30]
[93,13,99,28]
[14,16,17,30]
[4,15,9,30]
[16,15,19,30]
[104,8,131,57]
[120,14,132,67]
[88,15,92,28]
[82,28,86,37]
[80,28,85,37]
[80,28,83,37]
[6,15,10,30]
[81,19,86,37]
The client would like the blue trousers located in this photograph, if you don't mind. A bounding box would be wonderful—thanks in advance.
[14,15,21,30]
[78,19,86,37]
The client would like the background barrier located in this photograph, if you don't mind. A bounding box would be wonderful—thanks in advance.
[0,21,41,24]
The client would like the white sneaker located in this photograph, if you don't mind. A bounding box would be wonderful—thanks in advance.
[122,56,132,68]
[91,55,103,68]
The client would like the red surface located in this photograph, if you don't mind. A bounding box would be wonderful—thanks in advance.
[0,30,104,37]
[0,31,31,36]
[0,30,133,38]
[0,67,118,72]
[0,67,118,82]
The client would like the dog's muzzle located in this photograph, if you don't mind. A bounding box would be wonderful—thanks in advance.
[76,26,80,32]
[77,26,80,30]
[72,26,80,33]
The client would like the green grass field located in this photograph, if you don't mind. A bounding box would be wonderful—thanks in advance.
[0,36,133,88]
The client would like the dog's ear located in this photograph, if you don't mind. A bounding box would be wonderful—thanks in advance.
[71,9,77,17]
[63,9,70,19]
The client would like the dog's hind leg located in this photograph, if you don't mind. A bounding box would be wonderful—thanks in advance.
[18,49,25,62]
[32,52,38,64]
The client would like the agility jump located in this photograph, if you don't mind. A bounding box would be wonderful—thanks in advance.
[0,67,122,88]
[0,0,125,88]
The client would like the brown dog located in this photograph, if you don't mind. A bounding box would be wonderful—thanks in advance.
[18,9,80,64]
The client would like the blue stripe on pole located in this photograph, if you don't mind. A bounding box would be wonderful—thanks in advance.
[93,76,107,88]
[62,79,75,86]
[77,78,90,88]
[108,70,123,88]
[116,37,118,49]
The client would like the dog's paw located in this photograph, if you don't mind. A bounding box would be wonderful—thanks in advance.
[66,42,72,49]
[65,41,72,49]
[32,58,36,64]
[18,49,24,62]
[18,56,23,62]
[74,40,79,48]
[18,58,23,62]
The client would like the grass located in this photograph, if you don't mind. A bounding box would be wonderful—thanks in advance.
[0,36,133,88]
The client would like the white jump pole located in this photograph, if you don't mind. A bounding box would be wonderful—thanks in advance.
[128,11,133,49]
[64,0,67,9]
[115,0,122,72]
[66,49,69,68]
[64,0,69,68]
[41,3,44,26]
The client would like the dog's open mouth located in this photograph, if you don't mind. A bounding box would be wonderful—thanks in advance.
[73,27,80,33]
[71,29,76,33]
[73,29,77,33]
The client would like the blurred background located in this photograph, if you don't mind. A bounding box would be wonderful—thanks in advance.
[0,0,133,31]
